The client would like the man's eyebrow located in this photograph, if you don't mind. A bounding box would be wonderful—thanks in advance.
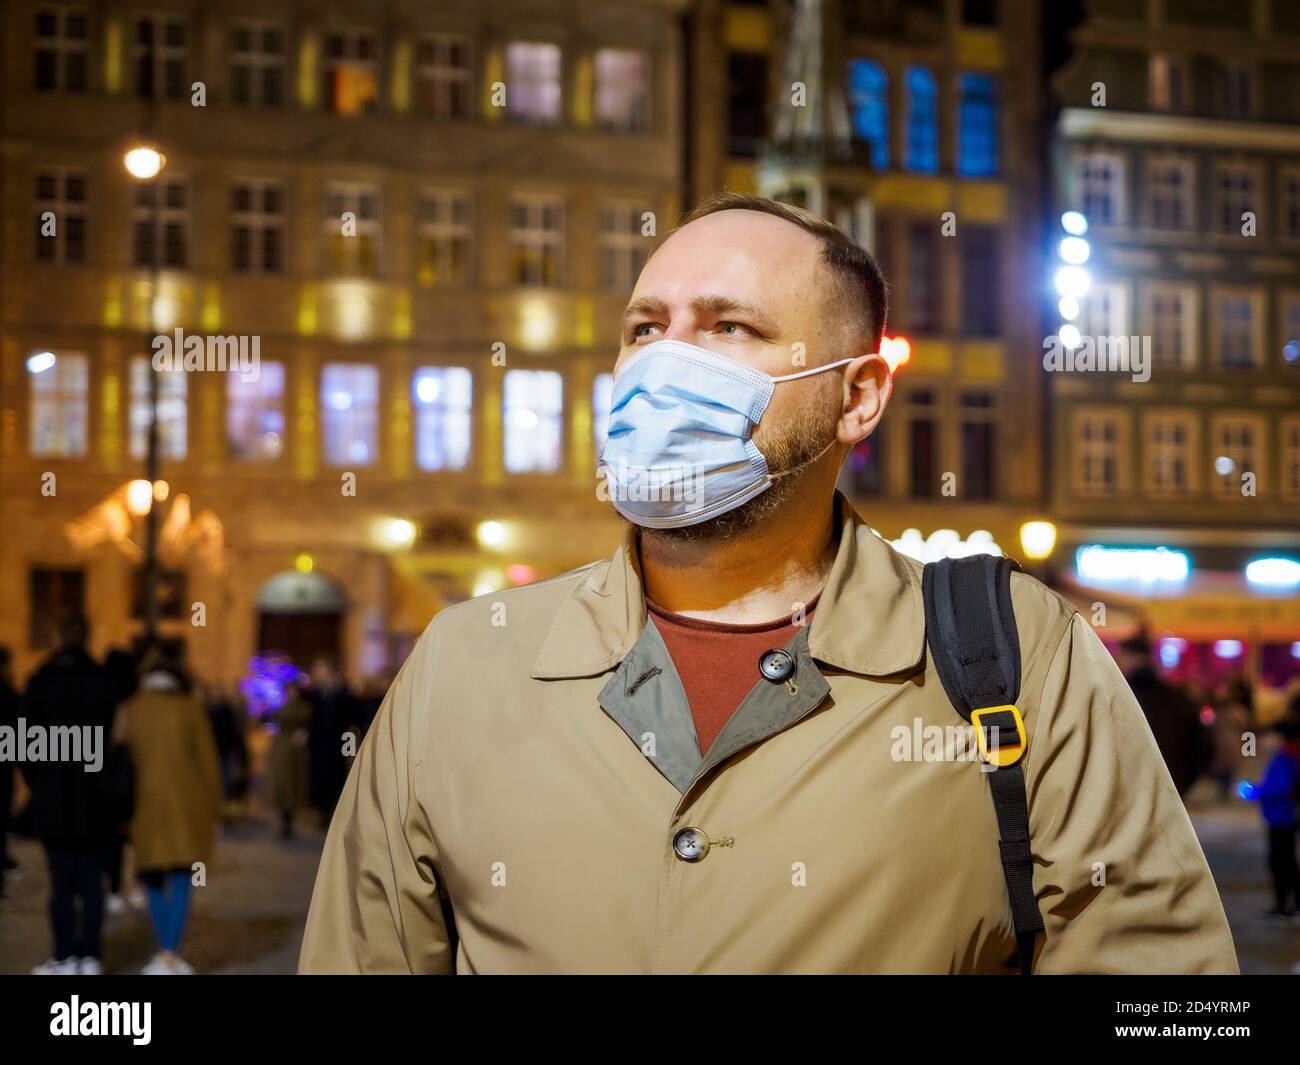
[619,294,781,334]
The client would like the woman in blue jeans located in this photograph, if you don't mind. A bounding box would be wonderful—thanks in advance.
[116,647,221,974]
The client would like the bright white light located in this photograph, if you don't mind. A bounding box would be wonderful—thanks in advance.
[1076,545,1190,585]
[326,391,353,411]
[1019,521,1057,561]
[1054,266,1091,300]
[27,351,56,374]
[384,518,417,548]
[416,375,441,405]
[1292,642,1300,659]
[1244,557,1300,589]
[1213,639,1243,659]
[1158,639,1182,669]
[1214,455,1235,476]
[1059,236,1091,264]
[124,147,164,179]
[506,408,539,430]
[891,528,1003,563]
[1061,211,1088,236]
[477,520,507,548]
[1058,297,1080,321]
[126,479,154,516]
[1059,324,1082,349]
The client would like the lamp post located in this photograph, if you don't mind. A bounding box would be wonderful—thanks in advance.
[124,144,165,645]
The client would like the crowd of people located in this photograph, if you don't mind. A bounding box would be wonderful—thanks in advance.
[0,612,386,975]
[1115,633,1300,919]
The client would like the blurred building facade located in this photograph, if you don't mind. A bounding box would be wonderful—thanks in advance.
[0,0,687,682]
[691,0,1050,568]
[1050,0,1300,689]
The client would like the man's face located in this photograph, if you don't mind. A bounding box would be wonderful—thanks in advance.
[614,209,851,539]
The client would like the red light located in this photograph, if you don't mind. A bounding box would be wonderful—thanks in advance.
[1199,706,1216,726]
[506,563,535,585]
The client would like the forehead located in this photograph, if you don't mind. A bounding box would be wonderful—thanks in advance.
[634,210,828,322]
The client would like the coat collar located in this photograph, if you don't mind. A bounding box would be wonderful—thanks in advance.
[529,492,926,681]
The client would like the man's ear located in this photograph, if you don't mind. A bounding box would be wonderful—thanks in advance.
[836,352,892,446]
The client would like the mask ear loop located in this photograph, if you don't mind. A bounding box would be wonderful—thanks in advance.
[768,435,840,482]
[770,356,857,382]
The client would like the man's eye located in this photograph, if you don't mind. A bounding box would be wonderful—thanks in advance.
[719,322,752,337]
[631,323,660,340]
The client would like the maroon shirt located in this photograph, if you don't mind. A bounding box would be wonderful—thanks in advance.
[646,596,819,756]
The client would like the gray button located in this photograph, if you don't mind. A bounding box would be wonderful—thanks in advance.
[673,827,710,862]
[758,648,795,682]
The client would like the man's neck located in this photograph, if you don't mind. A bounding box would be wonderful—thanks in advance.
[638,490,839,625]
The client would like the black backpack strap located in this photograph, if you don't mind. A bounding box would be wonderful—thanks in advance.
[922,554,1045,975]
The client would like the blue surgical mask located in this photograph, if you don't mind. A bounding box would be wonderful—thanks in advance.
[598,338,854,529]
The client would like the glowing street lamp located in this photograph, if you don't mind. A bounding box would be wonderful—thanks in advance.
[1019,521,1058,561]
[124,146,165,180]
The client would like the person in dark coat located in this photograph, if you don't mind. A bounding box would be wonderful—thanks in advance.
[0,645,19,897]
[1250,719,1300,917]
[1115,634,1211,798]
[23,613,119,974]
[305,655,355,823]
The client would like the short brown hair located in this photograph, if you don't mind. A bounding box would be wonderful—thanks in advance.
[673,191,888,354]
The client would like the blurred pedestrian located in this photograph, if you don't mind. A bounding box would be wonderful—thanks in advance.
[206,681,249,813]
[102,646,140,916]
[267,680,312,839]
[23,612,118,975]
[1249,719,1300,918]
[1211,681,1252,800]
[115,645,221,975]
[1115,634,1210,797]
[0,645,19,898]
[306,655,353,823]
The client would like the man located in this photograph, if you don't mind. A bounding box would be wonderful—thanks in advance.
[24,613,118,975]
[1114,634,1211,797]
[301,193,1237,974]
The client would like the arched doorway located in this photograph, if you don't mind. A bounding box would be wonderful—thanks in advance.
[256,570,347,670]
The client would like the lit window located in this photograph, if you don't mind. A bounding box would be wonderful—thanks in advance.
[503,369,563,473]
[231,180,285,274]
[509,196,563,286]
[230,20,284,106]
[321,363,379,466]
[595,49,650,133]
[904,67,938,174]
[134,14,188,100]
[29,351,88,457]
[1149,54,1185,113]
[412,367,472,471]
[957,73,999,177]
[416,35,471,117]
[847,59,888,169]
[325,29,380,115]
[129,356,187,460]
[599,204,649,292]
[34,6,88,92]
[417,191,472,286]
[324,182,382,276]
[506,42,561,124]
[227,361,285,460]
[34,167,87,264]
[592,373,614,458]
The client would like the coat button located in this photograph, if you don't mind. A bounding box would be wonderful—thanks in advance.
[673,827,710,862]
[758,648,795,682]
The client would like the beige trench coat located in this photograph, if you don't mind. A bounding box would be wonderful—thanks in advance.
[300,494,1237,974]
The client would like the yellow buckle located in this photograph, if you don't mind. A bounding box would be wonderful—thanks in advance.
[970,704,1027,768]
